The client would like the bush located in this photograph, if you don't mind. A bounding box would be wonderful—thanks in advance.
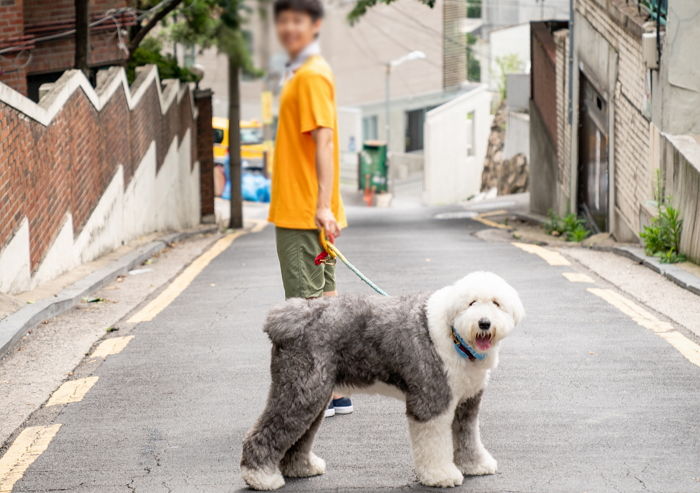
[640,204,686,263]
[127,38,200,85]
[545,211,591,242]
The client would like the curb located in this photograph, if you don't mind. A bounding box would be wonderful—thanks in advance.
[608,245,700,297]
[506,213,700,297]
[0,227,218,360]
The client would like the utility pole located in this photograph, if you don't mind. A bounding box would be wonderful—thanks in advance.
[74,0,90,76]
[228,58,244,229]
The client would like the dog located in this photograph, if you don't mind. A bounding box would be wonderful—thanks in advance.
[241,271,524,490]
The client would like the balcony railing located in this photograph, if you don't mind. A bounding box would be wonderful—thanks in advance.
[628,0,668,24]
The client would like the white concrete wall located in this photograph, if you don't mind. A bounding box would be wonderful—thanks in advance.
[338,106,362,187]
[0,67,201,294]
[504,111,530,159]
[424,85,493,204]
[486,24,531,91]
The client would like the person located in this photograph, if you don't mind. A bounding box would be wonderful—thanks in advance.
[269,0,352,417]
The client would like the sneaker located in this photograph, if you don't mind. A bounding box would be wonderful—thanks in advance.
[324,401,335,418]
[331,397,353,415]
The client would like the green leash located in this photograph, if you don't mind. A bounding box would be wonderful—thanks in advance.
[317,231,389,297]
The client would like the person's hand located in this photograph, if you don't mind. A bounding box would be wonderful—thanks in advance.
[315,207,341,240]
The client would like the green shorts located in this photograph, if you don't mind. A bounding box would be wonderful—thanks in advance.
[275,227,336,299]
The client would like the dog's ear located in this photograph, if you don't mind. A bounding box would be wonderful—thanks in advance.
[508,291,525,326]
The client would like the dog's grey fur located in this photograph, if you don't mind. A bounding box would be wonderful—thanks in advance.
[241,294,453,474]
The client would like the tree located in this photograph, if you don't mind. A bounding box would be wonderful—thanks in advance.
[74,0,90,75]
[128,0,185,57]
[167,0,260,229]
[347,0,435,23]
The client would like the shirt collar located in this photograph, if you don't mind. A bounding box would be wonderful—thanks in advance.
[282,39,321,84]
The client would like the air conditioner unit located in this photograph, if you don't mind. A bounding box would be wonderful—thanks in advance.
[642,31,662,69]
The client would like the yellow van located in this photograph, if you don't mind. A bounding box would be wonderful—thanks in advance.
[212,117,269,169]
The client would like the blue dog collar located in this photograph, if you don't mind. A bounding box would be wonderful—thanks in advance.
[451,326,487,361]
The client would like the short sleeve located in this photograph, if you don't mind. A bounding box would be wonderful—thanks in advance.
[297,72,334,134]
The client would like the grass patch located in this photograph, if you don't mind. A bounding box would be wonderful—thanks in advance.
[545,211,591,242]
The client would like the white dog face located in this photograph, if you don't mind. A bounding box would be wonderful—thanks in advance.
[449,272,524,351]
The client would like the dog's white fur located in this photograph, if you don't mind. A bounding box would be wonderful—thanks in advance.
[340,271,524,487]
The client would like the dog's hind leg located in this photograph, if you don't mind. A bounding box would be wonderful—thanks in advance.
[452,390,497,476]
[280,406,327,478]
[241,348,332,490]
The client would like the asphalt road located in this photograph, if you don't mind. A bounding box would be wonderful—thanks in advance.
[12,206,700,493]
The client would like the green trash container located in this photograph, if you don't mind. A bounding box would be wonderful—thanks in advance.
[358,141,389,193]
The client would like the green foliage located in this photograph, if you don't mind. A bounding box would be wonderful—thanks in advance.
[127,37,200,84]
[640,204,686,263]
[165,0,261,77]
[466,0,482,18]
[545,210,591,242]
[495,54,524,100]
[347,0,435,24]
[466,33,481,82]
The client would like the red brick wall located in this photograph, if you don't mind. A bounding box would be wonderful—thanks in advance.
[195,89,215,216]
[1,0,129,93]
[0,0,29,93]
[0,68,207,272]
[531,21,560,145]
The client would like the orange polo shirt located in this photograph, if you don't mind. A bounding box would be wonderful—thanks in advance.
[268,56,347,230]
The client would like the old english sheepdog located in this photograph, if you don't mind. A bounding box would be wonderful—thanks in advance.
[241,271,524,490]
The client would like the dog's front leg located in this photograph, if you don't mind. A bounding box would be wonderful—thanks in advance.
[408,413,464,488]
[452,390,497,476]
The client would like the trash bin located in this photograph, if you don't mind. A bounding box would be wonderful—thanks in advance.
[358,141,388,193]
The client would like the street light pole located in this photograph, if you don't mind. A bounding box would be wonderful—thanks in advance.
[383,51,426,150]
[385,63,391,146]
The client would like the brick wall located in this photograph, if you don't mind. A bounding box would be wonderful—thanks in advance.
[554,28,570,203]
[0,0,130,95]
[0,67,210,276]
[195,89,215,217]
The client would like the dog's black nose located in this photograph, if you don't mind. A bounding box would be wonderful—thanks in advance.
[478,318,491,330]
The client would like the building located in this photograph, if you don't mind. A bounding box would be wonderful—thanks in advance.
[0,0,133,100]
[529,0,700,262]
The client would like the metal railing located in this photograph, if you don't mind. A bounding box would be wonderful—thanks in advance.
[628,0,668,24]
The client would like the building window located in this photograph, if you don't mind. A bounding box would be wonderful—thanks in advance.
[362,115,378,141]
[466,0,482,19]
[405,107,436,152]
[466,111,476,156]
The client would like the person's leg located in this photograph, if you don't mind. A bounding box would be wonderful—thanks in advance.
[275,227,325,299]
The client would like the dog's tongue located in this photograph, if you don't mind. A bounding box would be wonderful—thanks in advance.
[475,338,491,351]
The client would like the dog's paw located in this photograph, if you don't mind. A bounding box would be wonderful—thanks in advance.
[241,465,285,490]
[458,450,497,476]
[280,452,326,478]
[416,462,464,488]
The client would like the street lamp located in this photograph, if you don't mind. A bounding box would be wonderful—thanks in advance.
[385,50,426,149]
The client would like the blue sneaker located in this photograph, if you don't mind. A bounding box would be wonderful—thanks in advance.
[331,397,353,415]
[324,401,335,417]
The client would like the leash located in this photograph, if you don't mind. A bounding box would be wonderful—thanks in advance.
[315,230,389,297]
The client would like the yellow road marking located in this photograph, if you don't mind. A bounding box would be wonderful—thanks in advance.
[0,424,62,493]
[128,232,245,323]
[249,219,268,233]
[562,272,595,283]
[477,209,508,218]
[91,335,134,358]
[512,242,571,266]
[473,214,510,230]
[588,288,700,367]
[46,377,99,407]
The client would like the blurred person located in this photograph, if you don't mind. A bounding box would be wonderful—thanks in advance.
[269,0,352,417]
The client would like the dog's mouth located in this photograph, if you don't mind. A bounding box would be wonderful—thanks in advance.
[474,332,493,351]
